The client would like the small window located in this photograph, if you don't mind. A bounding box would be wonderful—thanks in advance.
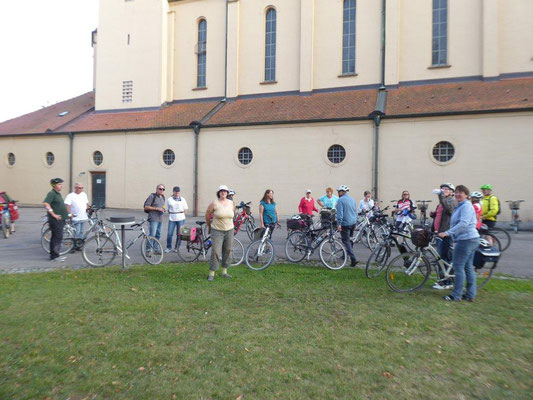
[163,149,175,166]
[432,141,454,162]
[46,152,55,166]
[238,147,253,165]
[93,151,103,166]
[122,80,133,103]
[327,145,346,164]
[7,153,15,166]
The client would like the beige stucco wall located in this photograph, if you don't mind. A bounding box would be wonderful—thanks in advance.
[197,122,374,216]
[378,113,533,222]
[499,0,533,75]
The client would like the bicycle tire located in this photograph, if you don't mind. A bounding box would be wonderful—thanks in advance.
[319,237,347,270]
[476,263,495,289]
[82,234,117,267]
[488,227,510,252]
[365,229,379,251]
[2,213,10,238]
[141,236,164,265]
[245,239,274,271]
[285,231,309,263]
[483,233,502,252]
[245,217,256,241]
[41,227,75,255]
[365,243,392,278]
[386,252,431,293]
[177,240,202,262]
[231,237,245,266]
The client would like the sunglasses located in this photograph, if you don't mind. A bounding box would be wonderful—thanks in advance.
[158,187,165,191]
[76,187,83,189]
[402,193,409,196]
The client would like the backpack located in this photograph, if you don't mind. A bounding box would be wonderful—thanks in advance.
[144,193,165,213]
[487,195,501,216]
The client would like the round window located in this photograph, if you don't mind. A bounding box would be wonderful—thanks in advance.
[93,151,103,166]
[46,152,55,166]
[432,141,455,163]
[238,147,253,165]
[7,153,15,166]
[327,145,346,164]
[163,149,175,166]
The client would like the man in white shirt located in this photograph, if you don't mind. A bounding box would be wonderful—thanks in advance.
[165,186,189,253]
[64,183,90,239]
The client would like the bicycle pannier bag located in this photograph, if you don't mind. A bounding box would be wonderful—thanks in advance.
[473,245,500,270]
[287,216,308,231]
[253,227,266,241]
[179,226,197,242]
[411,228,431,248]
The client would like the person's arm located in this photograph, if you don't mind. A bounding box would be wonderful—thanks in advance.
[484,196,499,219]
[43,201,61,221]
[298,198,304,214]
[336,201,344,230]
[144,194,161,213]
[259,203,265,227]
[205,202,215,233]
[275,205,280,223]
[444,206,470,238]
[312,199,318,213]
[317,197,324,208]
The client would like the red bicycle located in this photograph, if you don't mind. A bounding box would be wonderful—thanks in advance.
[234,201,256,241]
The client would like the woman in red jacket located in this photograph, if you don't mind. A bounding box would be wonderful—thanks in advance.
[298,189,318,216]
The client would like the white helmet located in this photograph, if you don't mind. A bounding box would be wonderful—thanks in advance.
[291,214,302,220]
[440,183,455,191]
[470,191,482,199]
[337,185,350,192]
[228,189,236,196]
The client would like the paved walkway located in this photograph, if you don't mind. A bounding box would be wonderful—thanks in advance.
[1,207,531,278]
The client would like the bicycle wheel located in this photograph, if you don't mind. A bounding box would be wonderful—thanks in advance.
[483,233,502,252]
[386,252,431,293]
[475,263,495,289]
[365,243,392,278]
[41,227,75,255]
[82,234,117,267]
[141,236,164,265]
[245,239,274,271]
[245,217,256,241]
[285,231,309,263]
[230,237,245,266]
[364,228,379,250]
[177,240,202,262]
[319,237,347,270]
[489,227,510,252]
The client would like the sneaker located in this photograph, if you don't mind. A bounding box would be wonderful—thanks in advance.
[461,295,475,302]
[173,248,179,253]
[164,248,171,253]
[221,273,232,278]
[350,259,358,267]
[443,295,460,302]
[207,275,214,282]
[51,256,67,262]
[433,282,453,290]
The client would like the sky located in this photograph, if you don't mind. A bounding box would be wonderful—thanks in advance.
[0,1,98,123]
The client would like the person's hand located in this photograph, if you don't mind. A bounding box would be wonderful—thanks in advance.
[337,226,342,232]
[54,214,61,221]
[437,232,447,238]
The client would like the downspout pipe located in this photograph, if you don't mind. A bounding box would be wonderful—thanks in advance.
[370,90,387,201]
[223,0,229,101]
[380,0,386,89]
[68,132,74,191]
[190,121,201,217]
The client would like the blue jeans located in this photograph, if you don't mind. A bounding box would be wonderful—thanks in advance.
[340,225,356,262]
[72,220,86,239]
[451,238,480,300]
[167,220,185,250]
[149,221,162,240]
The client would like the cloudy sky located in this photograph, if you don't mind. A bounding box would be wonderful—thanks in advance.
[0,1,98,123]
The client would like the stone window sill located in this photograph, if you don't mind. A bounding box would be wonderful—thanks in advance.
[338,73,358,78]
[260,80,277,85]
[192,87,207,91]
[428,64,451,69]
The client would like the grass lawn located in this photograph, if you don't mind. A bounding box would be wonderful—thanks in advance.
[1,263,532,400]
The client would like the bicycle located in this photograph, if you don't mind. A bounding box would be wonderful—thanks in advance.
[177,221,245,266]
[285,220,347,270]
[506,200,525,234]
[82,219,164,267]
[415,200,432,228]
[233,201,256,241]
[349,210,379,250]
[385,230,500,293]
[244,223,280,270]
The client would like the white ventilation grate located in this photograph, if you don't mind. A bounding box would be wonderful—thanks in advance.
[122,80,133,103]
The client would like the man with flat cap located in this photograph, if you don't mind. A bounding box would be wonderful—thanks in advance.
[43,178,70,262]
[165,186,189,253]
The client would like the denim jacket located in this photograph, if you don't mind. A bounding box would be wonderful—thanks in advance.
[336,195,357,226]
[445,200,479,241]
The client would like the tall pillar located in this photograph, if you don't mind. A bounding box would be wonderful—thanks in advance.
[226,0,240,99]
[482,0,500,78]
[299,0,315,93]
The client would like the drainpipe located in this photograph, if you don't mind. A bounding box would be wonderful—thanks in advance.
[380,0,386,89]
[68,132,74,191]
[190,121,201,216]
[224,0,229,101]
[370,90,387,201]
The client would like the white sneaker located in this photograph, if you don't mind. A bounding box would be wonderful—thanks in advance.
[173,248,179,253]
[52,256,67,262]
[164,248,171,253]
[433,282,452,290]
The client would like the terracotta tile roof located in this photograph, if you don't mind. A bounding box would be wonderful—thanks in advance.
[58,101,219,133]
[386,77,533,116]
[205,89,377,126]
[0,92,94,136]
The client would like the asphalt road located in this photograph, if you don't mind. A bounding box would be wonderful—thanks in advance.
[1,207,531,278]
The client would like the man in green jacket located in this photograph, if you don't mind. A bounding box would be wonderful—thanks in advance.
[43,178,70,262]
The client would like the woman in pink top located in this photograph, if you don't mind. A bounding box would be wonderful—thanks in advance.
[470,191,483,230]
[298,189,318,216]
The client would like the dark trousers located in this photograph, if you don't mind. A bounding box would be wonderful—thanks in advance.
[49,218,65,260]
[340,224,356,262]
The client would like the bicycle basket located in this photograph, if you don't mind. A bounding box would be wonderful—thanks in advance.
[320,209,336,221]
[473,245,500,270]
[253,227,266,241]
[508,201,522,210]
[411,228,431,248]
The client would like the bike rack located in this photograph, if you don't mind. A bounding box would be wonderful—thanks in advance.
[108,216,136,269]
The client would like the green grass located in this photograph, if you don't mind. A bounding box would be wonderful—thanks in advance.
[1,263,532,400]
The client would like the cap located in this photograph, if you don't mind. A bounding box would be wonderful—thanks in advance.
[217,185,229,192]
[50,178,64,185]
[173,186,180,192]
[306,189,312,193]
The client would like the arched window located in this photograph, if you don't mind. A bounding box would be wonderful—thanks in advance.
[432,0,448,66]
[46,152,55,166]
[7,153,15,166]
[342,0,356,74]
[265,8,277,82]
[197,19,207,88]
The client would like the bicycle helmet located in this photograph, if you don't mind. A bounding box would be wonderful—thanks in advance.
[479,238,491,248]
[291,214,302,220]
[440,183,455,191]
[480,184,493,190]
[470,191,482,199]
[337,185,350,192]
[50,177,64,185]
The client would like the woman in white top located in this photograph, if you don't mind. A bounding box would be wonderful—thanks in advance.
[358,191,375,214]
[205,185,235,281]
[165,186,188,253]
